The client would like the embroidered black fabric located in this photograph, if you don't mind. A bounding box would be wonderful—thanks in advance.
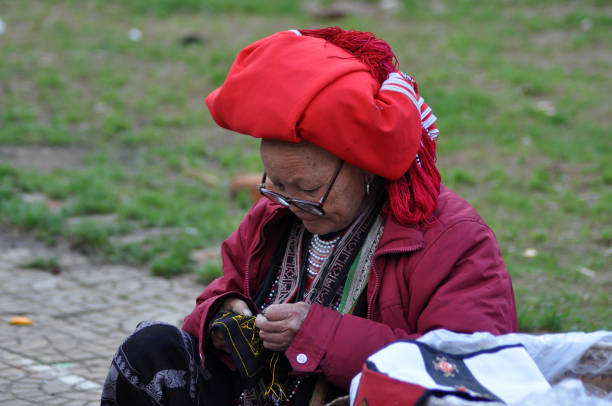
[209,311,281,387]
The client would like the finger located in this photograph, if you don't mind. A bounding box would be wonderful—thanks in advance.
[254,314,267,330]
[211,332,229,353]
[218,300,232,313]
[212,336,226,350]
[211,328,224,342]
[255,314,292,334]
[230,300,253,317]
[262,304,291,321]
[260,320,290,334]
[220,298,252,316]
[211,328,223,339]
[262,341,288,352]
[259,330,289,344]
[260,333,290,352]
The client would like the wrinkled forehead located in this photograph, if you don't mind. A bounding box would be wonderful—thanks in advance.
[260,139,337,163]
[260,139,340,178]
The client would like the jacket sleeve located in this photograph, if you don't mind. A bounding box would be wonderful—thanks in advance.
[285,219,517,389]
[409,219,517,336]
[181,200,271,362]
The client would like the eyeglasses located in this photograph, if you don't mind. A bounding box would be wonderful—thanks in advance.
[258,161,344,216]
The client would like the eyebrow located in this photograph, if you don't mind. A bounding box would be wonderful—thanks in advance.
[267,175,321,189]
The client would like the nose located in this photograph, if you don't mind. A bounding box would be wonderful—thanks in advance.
[288,203,304,215]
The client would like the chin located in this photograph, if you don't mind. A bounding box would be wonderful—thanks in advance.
[301,218,341,236]
[301,219,327,235]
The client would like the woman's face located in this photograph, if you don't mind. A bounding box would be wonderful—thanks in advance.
[260,140,373,235]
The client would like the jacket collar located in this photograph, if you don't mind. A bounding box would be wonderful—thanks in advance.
[377,212,425,254]
[263,202,424,254]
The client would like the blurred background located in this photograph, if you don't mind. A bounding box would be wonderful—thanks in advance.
[0,0,610,332]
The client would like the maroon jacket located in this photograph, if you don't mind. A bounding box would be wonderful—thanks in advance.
[182,185,517,389]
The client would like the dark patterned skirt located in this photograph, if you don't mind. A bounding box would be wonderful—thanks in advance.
[101,321,240,406]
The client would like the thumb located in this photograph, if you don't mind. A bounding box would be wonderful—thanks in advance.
[232,300,253,317]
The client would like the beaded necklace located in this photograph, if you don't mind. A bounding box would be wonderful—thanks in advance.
[306,234,340,279]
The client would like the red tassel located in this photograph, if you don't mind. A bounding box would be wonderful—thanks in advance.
[299,27,398,84]
[384,134,440,227]
[301,27,441,226]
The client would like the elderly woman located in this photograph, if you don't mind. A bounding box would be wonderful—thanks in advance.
[101,27,516,406]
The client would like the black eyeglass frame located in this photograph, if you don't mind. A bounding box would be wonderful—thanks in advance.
[258,161,344,216]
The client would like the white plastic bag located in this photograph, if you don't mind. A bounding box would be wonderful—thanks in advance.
[347,329,612,405]
[417,329,612,381]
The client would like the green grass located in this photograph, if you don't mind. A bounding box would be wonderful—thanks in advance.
[195,258,223,284]
[0,0,610,332]
[106,0,304,16]
[20,257,61,273]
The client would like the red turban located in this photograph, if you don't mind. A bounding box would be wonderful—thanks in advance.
[205,30,425,180]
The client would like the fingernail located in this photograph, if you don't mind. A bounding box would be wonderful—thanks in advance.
[242,309,253,317]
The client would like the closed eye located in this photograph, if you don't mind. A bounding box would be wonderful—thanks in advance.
[301,186,321,194]
[266,178,285,192]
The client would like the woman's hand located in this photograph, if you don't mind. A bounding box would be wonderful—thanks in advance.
[219,297,253,316]
[211,298,253,353]
[254,302,310,352]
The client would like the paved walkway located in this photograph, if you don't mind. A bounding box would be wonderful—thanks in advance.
[0,229,205,405]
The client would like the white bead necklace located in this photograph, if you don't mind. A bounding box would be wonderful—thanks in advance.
[306,234,341,277]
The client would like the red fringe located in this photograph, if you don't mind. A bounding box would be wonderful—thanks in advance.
[300,27,441,227]
[299,27,398,84]
[384,133,440,227]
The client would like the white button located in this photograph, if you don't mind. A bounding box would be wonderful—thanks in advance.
[296,353,308,364]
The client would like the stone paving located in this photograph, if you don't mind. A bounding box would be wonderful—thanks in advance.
[0,229,205,405]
